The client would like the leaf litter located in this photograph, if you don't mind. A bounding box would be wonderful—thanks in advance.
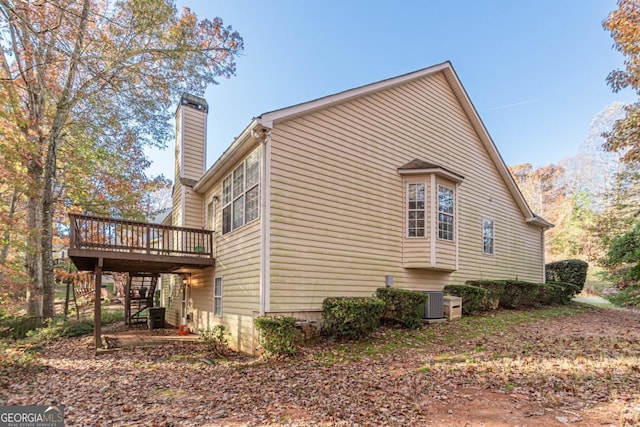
[1,306,639,426]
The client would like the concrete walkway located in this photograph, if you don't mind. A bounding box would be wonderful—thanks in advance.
[573,295,615,308]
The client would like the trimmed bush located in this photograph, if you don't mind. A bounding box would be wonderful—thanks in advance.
[444,285,487,315]
[545,259,588,292]
[542,281,580,304]
[466,280,506,310]
[254,316,302,357]
[537,284,555,305]
[500,280,542,308]
[376,288,428,329]
[322,297,385,339]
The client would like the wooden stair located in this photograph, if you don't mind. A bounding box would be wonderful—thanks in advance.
[124,273,158,325]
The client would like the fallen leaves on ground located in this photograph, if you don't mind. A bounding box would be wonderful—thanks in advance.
[1,306,639,426]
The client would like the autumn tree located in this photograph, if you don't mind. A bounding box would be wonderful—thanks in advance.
[603,0,640,162]
[601,1,640,290]
[509,163,573,258]
[0,0,243,317]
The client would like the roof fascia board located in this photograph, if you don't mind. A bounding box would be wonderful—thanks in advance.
[527,216,554,229]
[260,62,451,128]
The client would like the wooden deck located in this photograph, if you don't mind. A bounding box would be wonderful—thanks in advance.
[68,213,215,273]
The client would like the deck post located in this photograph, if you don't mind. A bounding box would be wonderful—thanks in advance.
[94,259,103,349]
[124,275,131,325]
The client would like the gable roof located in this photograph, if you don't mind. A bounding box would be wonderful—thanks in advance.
[194,61,552,229]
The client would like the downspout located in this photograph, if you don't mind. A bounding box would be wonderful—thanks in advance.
[541,229,546,283]
[256,127,272,316]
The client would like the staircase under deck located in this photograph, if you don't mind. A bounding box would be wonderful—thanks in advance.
[68,213,215,274]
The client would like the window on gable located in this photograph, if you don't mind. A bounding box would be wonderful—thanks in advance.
[407,183,426,237]
[213,276,223,316]
[483,218,494,255]
[438,185,454,241]
[221,148,260,235]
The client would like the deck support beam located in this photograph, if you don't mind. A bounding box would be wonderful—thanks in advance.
[94,258,103,349]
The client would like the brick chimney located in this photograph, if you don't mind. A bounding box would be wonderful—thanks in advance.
[172,93,208,228]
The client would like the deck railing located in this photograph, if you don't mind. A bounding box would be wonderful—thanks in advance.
[69,213,214,258]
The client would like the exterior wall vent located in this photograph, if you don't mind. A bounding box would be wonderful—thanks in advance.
[422,291,444,319]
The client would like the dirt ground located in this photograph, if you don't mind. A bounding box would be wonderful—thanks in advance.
[2,306,639,426]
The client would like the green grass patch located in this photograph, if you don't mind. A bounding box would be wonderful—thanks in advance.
[4,309,125,344]
[606,285,640,308]
[310,305,590,365]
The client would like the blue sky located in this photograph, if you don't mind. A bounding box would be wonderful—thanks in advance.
[147,0,635,178]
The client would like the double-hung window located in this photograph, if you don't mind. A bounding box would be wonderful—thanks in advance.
[407,183,426,237]
[213,277,223,316]
[438,185,454,241]
[222,149,260,234]
[483,218,494,255]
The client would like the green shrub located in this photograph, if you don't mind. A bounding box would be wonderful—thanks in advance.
[101,309,124,325]
[606,285,640,307]
[28,319,93,341]
[466,280,506,310]
[444,285,486,315]
[545,260,588,292]
[322,297,385,339]
[375,288,427,329]
[537,284,554,305]
[254,316,302,357]
[199,325,229,357]
[542,281,580,304]
[500,280,542,308]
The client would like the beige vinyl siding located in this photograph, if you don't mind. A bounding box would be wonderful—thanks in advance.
[180,107,206,180]
[171,186,183,228]
[163,275,181,327]
[175,108,182,180]
[183,187,203,229]
[185,175,261,353]
[268,71,543,311]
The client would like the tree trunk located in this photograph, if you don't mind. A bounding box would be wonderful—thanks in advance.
[41,173,56,318]
[40,0,91,319]
[0,188,19,263]
[25,185,43,317]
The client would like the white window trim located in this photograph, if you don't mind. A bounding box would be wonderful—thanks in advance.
[483,218,495,255]
[406,182,426,238]
[437,184,455,242]
[221,148,260,235]
[213,276,223,317]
